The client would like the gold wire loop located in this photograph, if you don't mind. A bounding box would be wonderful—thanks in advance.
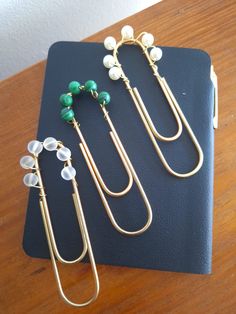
[91,90,99,99]
[132,87,204,177]
[72,117,133,197]
[109,30,204,177]
[23,144,99,307]
[70,103,152,235]
[63,87,153,235]
[113,38,183,142]
[34,152,87,264]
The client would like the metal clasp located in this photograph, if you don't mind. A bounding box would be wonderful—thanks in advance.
[211,65,218,129]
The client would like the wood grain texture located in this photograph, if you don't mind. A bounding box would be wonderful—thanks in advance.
[0,0,235,313]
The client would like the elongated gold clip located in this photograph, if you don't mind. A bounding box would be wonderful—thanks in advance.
[60,81,153,236]
[20,138,99,307]
[102,26,205,178]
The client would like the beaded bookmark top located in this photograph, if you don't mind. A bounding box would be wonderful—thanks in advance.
[59,80,153,236]
[20,138,99,307]
[102,25,204,178]
[59,80,110,122]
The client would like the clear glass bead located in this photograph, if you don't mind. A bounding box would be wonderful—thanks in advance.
[43,137,58,151]
[23,173,39,187]
[27,140,43,156]
[20,155,35,169]
[61,166,76,180]
[56,147,71,161]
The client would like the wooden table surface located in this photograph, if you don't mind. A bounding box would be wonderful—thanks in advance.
[1,0,235,313]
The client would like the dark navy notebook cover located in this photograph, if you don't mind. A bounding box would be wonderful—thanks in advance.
[22,41,214,274]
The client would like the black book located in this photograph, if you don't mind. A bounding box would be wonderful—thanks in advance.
[22,41,216,274]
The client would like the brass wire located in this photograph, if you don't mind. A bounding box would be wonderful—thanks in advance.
[33,146,99,307]
[70,97,153,235]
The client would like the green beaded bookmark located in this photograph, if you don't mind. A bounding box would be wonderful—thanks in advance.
[58,79,152,236]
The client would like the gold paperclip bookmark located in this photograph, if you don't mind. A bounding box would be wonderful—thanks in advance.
[60,80,153,236]
[102,26,204,178]
[20,138,99,307]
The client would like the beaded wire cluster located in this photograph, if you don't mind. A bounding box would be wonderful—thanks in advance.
[59,80,111,122]
[102,25,163,81]
[20,138,76,186]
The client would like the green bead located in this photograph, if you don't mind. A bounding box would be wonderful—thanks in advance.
[60,107,74,121]
[68,81,81,95]
[59,94,73,107]
[97,91,111,105]
[84,80,97,92]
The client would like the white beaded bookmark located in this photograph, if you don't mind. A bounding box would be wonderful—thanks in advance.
[19,137,99,307]
[101,26,204,178]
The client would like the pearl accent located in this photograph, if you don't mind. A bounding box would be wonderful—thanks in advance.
[61,166,76,181]
[121,25,134,39]
[141,33,154,47]
[20,155,35,169]
[23,173,39,187]
[57,147,71,161]
[150,47,163,61]
[104,36,116,50]
[108,66,122,80]
[43,137,58,151]
[103,55,115,68]
[27,140,43,156]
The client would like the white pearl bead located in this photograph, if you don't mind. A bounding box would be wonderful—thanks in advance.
[43,137,58,151]
[61,166,76,181]
[150,47,163,61]
[57,147,71,161]
[121,25,134,39]
[104,36,116,50]
[27,140,43,156]
[23,173,39,187]
[108,66,122,80]
[103,55,115,68]
[20,155,35,169]
[141,33,154,47]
